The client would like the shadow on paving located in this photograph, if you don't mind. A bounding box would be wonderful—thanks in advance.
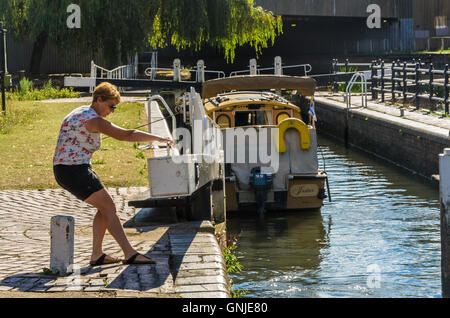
[124,207,201,283]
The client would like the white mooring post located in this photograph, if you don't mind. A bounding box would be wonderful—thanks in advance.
[274,56,282,76]
[173,58,181,82]
[440,148,450,297]
[89,60,96,93]
[196,60,205,83]
[249,59,257,75]
[50,216,75,276]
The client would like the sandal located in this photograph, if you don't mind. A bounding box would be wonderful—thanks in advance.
[90,253,120,266]
[123,253,156,264]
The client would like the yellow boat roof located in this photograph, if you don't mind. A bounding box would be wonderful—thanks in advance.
[203,91,300,114]
[201,75,316,99]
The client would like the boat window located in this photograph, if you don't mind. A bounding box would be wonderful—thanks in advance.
[255,110,265,125]
[276,112,290,124]
[234,110,266,127]
[216,114,231,128]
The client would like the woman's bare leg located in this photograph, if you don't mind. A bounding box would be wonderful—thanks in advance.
[85,188,150,262]
[91,211,107,261]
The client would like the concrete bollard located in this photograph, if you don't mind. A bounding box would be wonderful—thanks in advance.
[50,216,75,276]
[440,149,450,297]
[249,59,257,75]
[173,58,181,82]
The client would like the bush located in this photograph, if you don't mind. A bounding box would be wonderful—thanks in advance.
[7,77,80,101]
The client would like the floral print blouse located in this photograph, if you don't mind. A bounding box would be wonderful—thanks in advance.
[53,106,101,165]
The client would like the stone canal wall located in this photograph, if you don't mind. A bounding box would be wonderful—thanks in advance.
[314,96,450,180]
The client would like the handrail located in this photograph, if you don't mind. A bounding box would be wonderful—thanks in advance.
[91,61,135,79]
[147,95,176,139]
[346,72,367,109]
[144,66,226,83]
[230,63,312,77]
[90,60,136,92]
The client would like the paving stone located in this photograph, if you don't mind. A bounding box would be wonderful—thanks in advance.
[202,255,225,263]
[46,285,67,292]
[28,284,52,292]
[123,281,140,291]
[84,285,105,292]
[65,285,87,292]
[176,268,227,278]
[106,276,124,289]
[177,262,225,271]
[175,274,228,286]
[175,283,229,293]
[178,292,228,298]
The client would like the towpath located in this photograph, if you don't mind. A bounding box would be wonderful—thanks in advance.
[0,96,229,298]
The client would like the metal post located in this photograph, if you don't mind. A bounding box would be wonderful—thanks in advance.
[403,62,407,105]
[445,64,449,116]
[429,63,434,112]
[381,61,385,102]
[134,52,138,79]
[415,62,420,110]
[391,61,396,103]
[440,149,450,298]
[371,60,378,99]
[0,21,6,114]
[332,59,338,92]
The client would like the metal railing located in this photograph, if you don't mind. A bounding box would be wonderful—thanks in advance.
[90,60,136,92]
[230,56,311,77]
[346,72,368,109]
[144,59,226,83]
[371,59,450,115]
[331,59,372,91]
[90,61,136,80]
[331,58,450,116]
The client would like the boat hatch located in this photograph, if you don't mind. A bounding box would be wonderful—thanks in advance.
[234,110,267,126]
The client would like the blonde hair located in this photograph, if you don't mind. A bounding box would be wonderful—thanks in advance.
[92,82,121,104]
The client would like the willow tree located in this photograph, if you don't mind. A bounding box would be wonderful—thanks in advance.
[0,0,282,75]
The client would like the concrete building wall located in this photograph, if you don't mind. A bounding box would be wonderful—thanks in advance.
[254,0,403,18]
[413,0,450,37]
[256,0,450,52]
[6,35,105,75]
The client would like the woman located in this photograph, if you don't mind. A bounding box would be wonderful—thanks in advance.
[53,82,173,265]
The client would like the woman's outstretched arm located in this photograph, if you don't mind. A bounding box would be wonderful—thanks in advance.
[85,117,173,145]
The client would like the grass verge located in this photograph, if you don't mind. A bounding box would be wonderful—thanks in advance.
[0,100,151,190]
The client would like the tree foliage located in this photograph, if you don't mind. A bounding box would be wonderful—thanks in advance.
[0,0,282,70]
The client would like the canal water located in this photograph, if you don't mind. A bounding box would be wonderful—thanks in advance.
[227,134,441,298]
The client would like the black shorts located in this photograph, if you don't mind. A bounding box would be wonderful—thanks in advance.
[53,164,104,201]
